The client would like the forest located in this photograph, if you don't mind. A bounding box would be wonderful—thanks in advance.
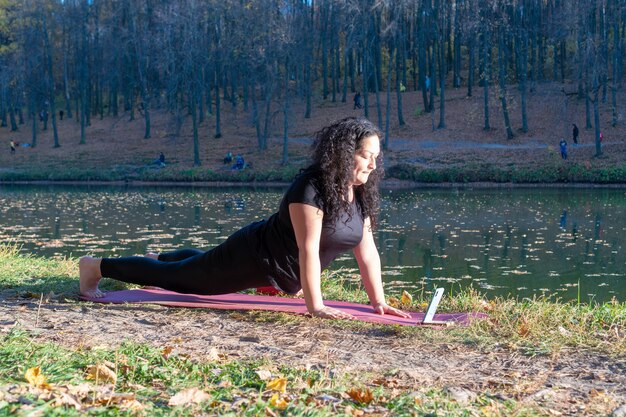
[1,0,623,164]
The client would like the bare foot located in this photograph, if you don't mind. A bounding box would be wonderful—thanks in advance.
[144,252,159,260]
[79,256,104,298]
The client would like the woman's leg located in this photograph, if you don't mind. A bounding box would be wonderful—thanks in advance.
[157,249,204,262]
[80,230,271,297]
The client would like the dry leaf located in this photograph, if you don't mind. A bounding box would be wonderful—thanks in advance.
[387,297,400,308]
[518,323,530,337]
[346,387,374,405]
[344,405,365,416]
[266,377,287,393]
[256,370,273,381]
[269,393,288,410]
[401,290,413,306]
[53,392,82,410]
[162,346,174,358]
[206,347,225,362]
[85,363,117,384]
[25,367,52,389]
[372,377,399,388]
[168,387,211,406]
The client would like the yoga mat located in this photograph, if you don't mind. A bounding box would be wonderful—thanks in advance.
[81,289,485,327]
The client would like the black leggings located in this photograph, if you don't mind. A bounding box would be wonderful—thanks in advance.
[100,229,272,295]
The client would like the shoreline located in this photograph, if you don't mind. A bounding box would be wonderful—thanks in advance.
[1,178,626,189]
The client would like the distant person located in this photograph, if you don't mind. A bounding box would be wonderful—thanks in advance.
[223,152,233,164]
[151,152,165,167]
[232,154,245,170]
[10,140,16,154]
[572,124,579,144]
[559,139,568,160]
[425,75,431,93]
[59,110,64,121]
[40,110,48,130]
[353,92,362,110]
[599,131,603,143]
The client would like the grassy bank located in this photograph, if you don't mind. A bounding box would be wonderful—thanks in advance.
[1,245,625,415]
[1,162,625,185]
[386,162,626,184]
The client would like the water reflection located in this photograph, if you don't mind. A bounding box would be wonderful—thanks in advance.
[1,185,624,302]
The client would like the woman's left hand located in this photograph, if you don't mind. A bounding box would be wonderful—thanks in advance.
[372,303,412,319]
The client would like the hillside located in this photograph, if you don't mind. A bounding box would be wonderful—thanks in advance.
[2,81,625,183]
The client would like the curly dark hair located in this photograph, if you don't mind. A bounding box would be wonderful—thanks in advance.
[309,117,383,229]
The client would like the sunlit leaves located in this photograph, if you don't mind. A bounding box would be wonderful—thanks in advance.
[24,366,51,389]
[401,290,413,306]
[85,362,117,384]
[265,377,287,393]
[168,387,211,406]
[346,387,374,405]
[268,392,289,409]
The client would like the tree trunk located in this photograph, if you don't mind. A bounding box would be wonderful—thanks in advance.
[214,70,222,139]
[482,30,490,130]
[282,58,290,165]
[498,30,513,139]
[467,36,475,97]
[191,94,200,166]
[384,47,392,150]
[395,41,405,126]
[593,77,602,156]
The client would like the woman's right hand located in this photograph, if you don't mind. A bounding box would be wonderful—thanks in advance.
[311,306,357,320]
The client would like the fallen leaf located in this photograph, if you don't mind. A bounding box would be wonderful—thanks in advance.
[401,291,413,306]
[266,377,287,393]
[25,367,52,389]
[346,387,374,405]
[372,377,400,388]
[168,387,211,406]
[387,297,400,308]
[265,406,278,417]
[256,369,273,381]
[53,392,82,410]
[218,380,232,388]
[518,323,530,337]
[162,346,174,359]
[206,347,226,362]
[344,405,365,416]
[269,393,288,410]
[85,363,117,384]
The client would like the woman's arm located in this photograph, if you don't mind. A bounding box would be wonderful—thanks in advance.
[353,217,411,318]
[289,203,356,320]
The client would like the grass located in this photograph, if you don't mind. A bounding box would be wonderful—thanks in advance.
[2,159,626,184]
[386,162,626,184]
[1,244,625,415]
[0,328,542,417]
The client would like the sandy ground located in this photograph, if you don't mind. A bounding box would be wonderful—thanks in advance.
[1,291,625,415]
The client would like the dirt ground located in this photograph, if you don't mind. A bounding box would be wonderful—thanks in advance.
[1,292,625,415]
[2,81,625,177]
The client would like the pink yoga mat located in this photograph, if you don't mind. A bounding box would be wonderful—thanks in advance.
[81,289,484,327]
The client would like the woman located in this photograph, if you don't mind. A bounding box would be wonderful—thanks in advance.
[80,117,410,320]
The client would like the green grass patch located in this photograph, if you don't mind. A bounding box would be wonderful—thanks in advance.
[0,327,544,416]
[386,162,626,184]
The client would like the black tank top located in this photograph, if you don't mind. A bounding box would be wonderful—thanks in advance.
[244,168,364,293]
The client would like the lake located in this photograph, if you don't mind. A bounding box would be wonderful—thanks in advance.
[1,184,624,302]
